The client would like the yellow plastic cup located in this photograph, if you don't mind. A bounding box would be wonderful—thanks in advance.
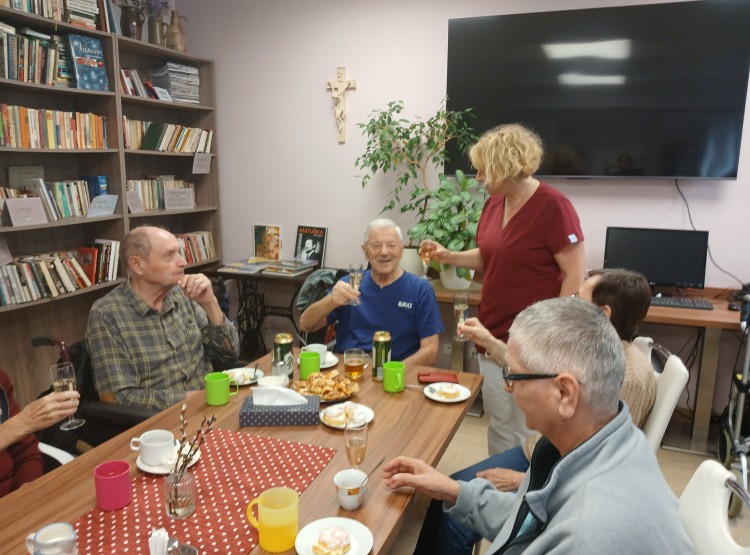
[246,486,298,552]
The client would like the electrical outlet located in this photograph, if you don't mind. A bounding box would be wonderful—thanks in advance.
[442,343,452,355]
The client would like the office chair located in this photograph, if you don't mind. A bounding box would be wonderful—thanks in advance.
[678,459,750,555]
[632,336,669,373]
[642,353,690,452]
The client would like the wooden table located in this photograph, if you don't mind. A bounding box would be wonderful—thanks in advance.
[0,353,482,554]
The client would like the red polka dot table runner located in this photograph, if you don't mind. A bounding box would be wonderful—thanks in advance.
[74,429,336,554]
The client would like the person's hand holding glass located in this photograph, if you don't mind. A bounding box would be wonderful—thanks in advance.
[418,238,432,280]
[345,418,367,470]
[349,264,363,306]
[453,292,469,342]
[50,362,85,430]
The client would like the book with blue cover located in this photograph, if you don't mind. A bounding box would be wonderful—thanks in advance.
[67,33,109,91]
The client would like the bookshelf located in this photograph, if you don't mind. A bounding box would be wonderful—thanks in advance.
[0,8,223,404]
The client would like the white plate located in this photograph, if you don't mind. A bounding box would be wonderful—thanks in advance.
[298,352,340,370]
[319,402,375,429]
[295,517,373,555]
[223,367,263,386]
[423,382,471,404]
[136,448,201,475]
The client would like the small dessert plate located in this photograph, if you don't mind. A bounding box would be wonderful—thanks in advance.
[423,382,471,403]
[295,517,373,555]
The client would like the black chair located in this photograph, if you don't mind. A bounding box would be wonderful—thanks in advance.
[32,336,158,455]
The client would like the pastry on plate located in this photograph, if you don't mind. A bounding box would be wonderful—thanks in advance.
[312,525,350,555]
[322,402,360,427]
[438,383,460,399]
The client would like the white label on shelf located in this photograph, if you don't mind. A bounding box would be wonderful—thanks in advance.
[3,198,48,226]
[126,190,145,214]
[0,236,11,266]
[154,86,173,101]
[192,153,212,174]
[164,188,195,210]
[87,194,119,217]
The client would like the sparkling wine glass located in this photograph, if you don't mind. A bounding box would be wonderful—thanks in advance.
[345,418,368,470]
[418,239,432,280]
[349,264,364,306]
[453,292,469,342]
[50,362,85,431]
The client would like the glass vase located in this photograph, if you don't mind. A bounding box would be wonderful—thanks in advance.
[147,16,165,46]
[164,472,195,519]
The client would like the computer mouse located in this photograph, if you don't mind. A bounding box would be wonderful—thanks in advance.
[728,302,742,311]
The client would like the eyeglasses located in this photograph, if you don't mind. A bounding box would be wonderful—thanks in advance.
[501,364,558,388]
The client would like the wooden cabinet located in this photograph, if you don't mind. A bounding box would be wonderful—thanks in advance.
[0,8,222,404]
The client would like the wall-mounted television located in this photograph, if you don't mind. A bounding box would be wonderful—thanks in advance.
[446,0,750,180]
[603,227,709,289]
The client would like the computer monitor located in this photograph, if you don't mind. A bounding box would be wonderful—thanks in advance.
[603,227,709,289]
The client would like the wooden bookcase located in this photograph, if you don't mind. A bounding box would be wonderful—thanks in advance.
[0,7,222,404]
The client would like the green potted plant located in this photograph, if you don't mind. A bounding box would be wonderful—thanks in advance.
[407,170,486,289]
[355,99,477,274]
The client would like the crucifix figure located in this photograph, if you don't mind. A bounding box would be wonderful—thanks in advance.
[327,66,356,143]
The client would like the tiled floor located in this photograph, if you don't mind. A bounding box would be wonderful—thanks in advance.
[386,412,750,554]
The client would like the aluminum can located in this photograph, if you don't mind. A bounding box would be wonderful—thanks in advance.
[372,331,392,381]
[273,332,294,379]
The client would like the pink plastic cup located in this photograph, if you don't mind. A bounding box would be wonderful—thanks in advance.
[94,460,132,511]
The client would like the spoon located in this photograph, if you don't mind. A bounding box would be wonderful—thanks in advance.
[361,456,385,487]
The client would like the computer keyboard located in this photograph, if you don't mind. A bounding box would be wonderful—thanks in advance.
[650,296,714,310]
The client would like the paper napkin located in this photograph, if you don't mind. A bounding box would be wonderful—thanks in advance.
[253,387,307,406]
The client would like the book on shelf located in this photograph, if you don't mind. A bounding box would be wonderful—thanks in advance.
[80,175,108,199]
[176,231,215,265]
[51,34,74,87]
[294,225,327,266]
[93,238,119,282]
[253,224,281,260]
[74,246,98,284]
[218,257,271,275]
[261,261,316,278]
[67,33,109,91]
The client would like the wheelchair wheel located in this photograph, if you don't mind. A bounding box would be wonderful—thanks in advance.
[718,426,734,469]
[728,491,743,518]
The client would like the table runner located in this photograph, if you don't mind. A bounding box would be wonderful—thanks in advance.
[74,429,336,554]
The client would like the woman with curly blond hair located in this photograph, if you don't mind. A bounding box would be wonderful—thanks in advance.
[423,123,585,454]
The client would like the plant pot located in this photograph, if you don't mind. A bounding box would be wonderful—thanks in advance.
[439,266,474,290]
[400,247,426,277]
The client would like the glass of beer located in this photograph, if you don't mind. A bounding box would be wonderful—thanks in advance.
[453,292,469,342]
[418,238,432,280]
[50,362,85,431]
[344,348,366,381]
[345,418,368,470]
[349,264,364,305]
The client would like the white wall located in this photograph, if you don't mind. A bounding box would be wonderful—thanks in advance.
[176,0,748,414]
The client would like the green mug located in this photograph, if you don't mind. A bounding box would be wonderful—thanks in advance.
[205,371,239,406]
[383,361,405,393]
[299,351,320,380]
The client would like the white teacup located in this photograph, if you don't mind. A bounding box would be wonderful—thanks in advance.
[26,522,78,555]
[130,429,177,467]
[302,343,328,365]
[334,468,368,511]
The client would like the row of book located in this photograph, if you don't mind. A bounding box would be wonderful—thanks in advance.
[8,177,95,221]
[0,0,66,22]
[122,118,213,153]
[176,231,215,265]
[0,240,120,306]
[0,24,64,85]
[120,68,156,99]
[219,257,318,278]
[126,177,194,211]
[0,103,108,149]
[64,0,101,31]
[150,62,200,104]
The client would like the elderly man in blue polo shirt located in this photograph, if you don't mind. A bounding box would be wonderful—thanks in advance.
[299,218,443,367]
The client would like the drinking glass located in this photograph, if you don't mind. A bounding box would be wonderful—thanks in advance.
[453,292,469,342]
[418,239,432,280]
[349,264,364,306]
[49,362,85,431]
[344,419,367,470]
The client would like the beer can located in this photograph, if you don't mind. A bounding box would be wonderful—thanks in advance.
[274,332,294,379]
[372,331,392,381]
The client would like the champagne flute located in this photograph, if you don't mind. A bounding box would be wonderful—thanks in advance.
[349,264,363,306]
[453,292,469,342]
[344,418,367,470]
[418,239,432,280]
[50,362,85,431]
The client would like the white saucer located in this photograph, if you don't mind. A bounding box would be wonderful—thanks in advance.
[295,517,373,555]
[223,367,263,386]
[297,352,339,369]
[136,448,201,475]
[319,402,375,429]
[423,382,471,403]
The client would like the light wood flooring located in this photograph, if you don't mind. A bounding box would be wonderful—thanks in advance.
[386,412,750,554]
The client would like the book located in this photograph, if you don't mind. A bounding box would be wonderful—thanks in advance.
[261,264,316,278]
[80,174,108,198]
[218,257,271,275]
[294,225,327,266]
[67,33,109,91]
[253,224,281,260]
[75,246,98,284]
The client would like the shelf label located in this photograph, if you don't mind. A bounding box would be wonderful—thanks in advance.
[192,153,212,174]
[2,197,48,226]
[0,236,11,266]
[87,194,119,217]
[126,190,145,214]
[164,188,195,210]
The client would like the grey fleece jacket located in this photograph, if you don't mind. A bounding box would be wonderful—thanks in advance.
[446,403,692,554]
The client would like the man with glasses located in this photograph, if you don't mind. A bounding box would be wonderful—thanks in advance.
[412,268,655,554]
[385,295,688,554]
[299,218,443,366]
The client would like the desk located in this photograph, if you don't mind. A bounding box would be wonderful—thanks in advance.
[644,299,741,452]
[0,353,482,555]
[217,270,311,360]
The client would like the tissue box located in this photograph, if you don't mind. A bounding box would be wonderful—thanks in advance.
[239,395,320,427]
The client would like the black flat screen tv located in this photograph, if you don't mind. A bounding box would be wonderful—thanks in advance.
[603,227,709,289]
[446,0,750,180]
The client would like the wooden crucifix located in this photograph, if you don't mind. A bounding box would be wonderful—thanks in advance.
[327,66,356,143]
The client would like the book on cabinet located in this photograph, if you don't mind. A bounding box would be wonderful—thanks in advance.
[0,9,222,407]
